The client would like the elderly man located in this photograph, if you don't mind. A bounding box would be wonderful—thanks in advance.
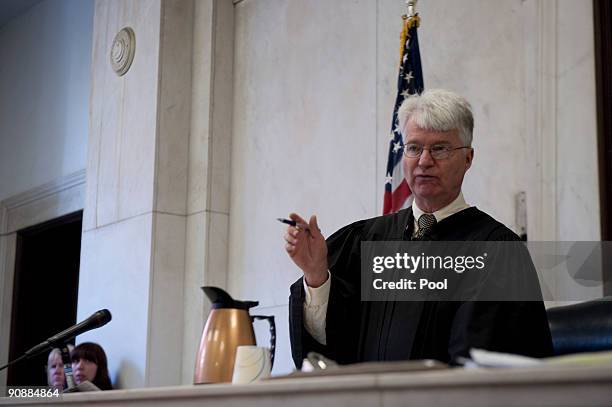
[284,89,553,367]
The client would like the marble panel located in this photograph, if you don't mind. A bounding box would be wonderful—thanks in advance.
[117,0,160,221]
[521,0,541,241]
[557,0,595,74]
[209,131,231,215]
[228,221,301,310]
[231,0,377,307]
[532,0,561,241]
[208,0,234,215]
[182,211,207,383]
[84,0,110,231]
[187,129,211,216]
[155,0,193,216]
[187,0,213,215]
[555,0,599,241]
[182,210,230,383]
[77,213,154,389]
[94,0,123,227]
[441,1,527,228]
[148,212,187,386]
[207,133,231,217]
[204,211,230,288]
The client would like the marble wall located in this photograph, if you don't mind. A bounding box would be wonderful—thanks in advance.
[80,0,195,388]
[81,0,237,387]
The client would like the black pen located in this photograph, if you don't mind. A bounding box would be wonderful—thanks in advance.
[277,218,310,230]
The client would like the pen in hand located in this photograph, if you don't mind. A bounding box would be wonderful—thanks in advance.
[277,218,310,231]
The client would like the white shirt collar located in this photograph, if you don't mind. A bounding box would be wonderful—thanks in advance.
[412,191,470,231]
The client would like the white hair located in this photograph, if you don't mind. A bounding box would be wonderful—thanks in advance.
[397,89,474,146]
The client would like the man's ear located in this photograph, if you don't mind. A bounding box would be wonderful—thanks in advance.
[465,148,474,170]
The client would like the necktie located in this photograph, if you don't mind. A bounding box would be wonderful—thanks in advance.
[414,213,437,240]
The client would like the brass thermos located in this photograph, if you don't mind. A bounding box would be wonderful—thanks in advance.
[193,286,276,384]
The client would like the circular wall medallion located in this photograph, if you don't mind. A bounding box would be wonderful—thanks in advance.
[110,27,136,76]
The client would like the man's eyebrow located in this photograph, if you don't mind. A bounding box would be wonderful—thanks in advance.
[406,140,453,146]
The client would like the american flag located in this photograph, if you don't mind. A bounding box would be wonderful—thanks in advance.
[383,15,424,214]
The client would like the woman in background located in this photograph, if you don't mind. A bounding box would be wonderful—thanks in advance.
[46,348,66,390]
[71,342,113,390]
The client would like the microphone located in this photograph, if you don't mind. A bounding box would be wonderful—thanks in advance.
[23,309,112,358]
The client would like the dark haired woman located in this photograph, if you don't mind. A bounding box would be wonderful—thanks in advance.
[71,342,113,390]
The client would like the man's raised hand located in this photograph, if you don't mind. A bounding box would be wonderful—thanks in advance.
[283,213,328,287]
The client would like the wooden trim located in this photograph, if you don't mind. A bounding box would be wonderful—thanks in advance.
[593,0,612,294]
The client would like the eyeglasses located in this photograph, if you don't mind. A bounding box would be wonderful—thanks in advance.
[403,143,472,160]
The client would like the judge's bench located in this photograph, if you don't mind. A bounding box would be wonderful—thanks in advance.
[1,363,612,407]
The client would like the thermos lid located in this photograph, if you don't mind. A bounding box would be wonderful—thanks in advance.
[202,286,259,310]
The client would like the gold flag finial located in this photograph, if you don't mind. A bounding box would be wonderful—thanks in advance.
[403,0,420,30]
[406,0,417,18]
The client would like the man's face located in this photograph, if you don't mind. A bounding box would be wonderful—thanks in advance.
[402,119,473,212]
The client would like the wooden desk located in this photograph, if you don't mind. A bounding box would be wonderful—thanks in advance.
[2,364,612,407]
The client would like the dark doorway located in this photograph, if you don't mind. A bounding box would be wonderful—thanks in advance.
[7,211,82,386]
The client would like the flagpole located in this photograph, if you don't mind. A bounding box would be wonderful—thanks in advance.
[406,0,417,18]
[383,0,424,214]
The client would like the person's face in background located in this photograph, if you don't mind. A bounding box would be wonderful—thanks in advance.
[72,357,98,384]
[47,351,65,389]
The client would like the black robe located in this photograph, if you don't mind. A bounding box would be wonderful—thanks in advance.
[289,207,553,367]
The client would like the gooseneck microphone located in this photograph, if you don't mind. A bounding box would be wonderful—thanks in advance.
[24,309,112,357]
[0,309,112,371]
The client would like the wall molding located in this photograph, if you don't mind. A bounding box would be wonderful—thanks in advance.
[535,0,558,241]
[0,169,86,386]
[1,170,85,216]
[0,169,86,236]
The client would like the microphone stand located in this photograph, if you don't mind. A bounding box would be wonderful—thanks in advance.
[0,309,111,372]
[60,344,76,390]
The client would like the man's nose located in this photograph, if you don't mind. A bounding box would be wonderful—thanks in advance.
[418,148,435,166]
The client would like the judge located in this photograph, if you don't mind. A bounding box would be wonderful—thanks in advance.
[284,89,553,367]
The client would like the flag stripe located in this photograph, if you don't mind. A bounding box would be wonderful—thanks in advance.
[392,179,411,213]
[382,15,424,215]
